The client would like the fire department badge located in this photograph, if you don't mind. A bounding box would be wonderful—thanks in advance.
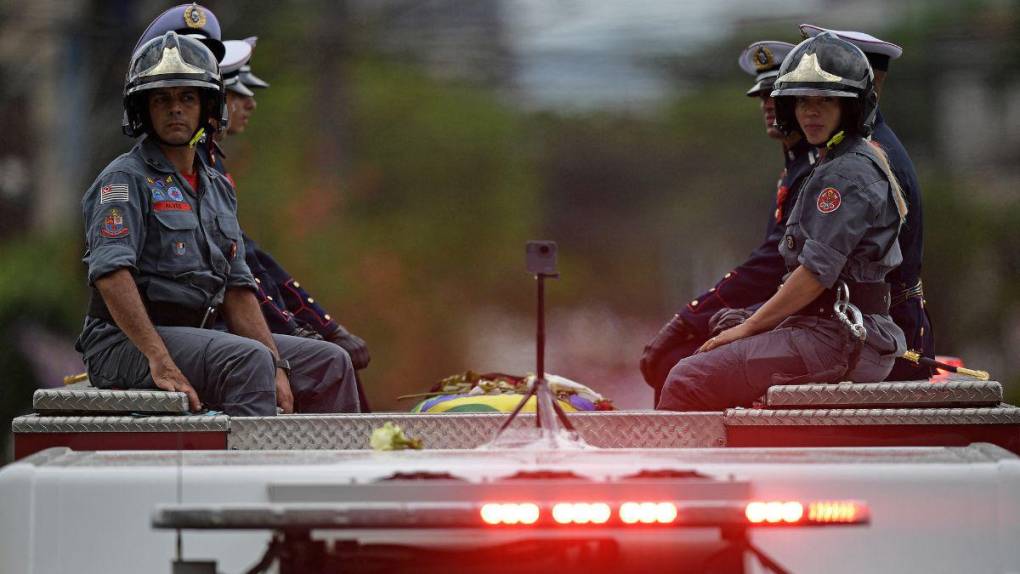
[754,45,776,72]
[100,208,129,238]
[817,187,841,214]
[183,5,206,29]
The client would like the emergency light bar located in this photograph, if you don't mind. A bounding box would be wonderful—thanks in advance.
[154,499,869,530]
[479,500,867,527]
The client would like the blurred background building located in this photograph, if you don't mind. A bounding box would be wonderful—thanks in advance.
[1,0,1018,461]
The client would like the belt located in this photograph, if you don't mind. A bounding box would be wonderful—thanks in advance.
[796,281,890,318]
[891,279,924,308]
[88,289,216,328]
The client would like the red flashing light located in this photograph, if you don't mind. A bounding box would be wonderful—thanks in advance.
[783,501,804,523]
[746,500,865,525]
[745,501,804,524]
[480,503,539,525]
[479,499,864,529]
[619,502,678,524]
[552,502,611,524]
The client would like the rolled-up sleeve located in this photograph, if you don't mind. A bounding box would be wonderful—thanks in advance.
[83,172,146,285]
[227,236,258,292]
[795,172,877,288]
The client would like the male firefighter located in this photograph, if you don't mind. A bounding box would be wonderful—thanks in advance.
[136,5,373,410]
[215,37,373,410]
[218,40,371,372]
[75,30,361,415]
[640,40,817,400]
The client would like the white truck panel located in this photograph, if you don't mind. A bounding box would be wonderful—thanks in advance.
[1,446,1018,574]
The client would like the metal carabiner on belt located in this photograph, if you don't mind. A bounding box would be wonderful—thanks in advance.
[833,280,867,342]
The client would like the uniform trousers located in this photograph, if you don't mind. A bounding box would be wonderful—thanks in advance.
[86,327,360,416]
[657,316,894,411]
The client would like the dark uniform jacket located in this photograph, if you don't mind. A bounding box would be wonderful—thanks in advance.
[204,142,343,339]
[677,138,815,338]
[76,136,257,359]
[871,112,935,376]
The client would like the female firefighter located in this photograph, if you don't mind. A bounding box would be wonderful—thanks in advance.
[658,32,908,411]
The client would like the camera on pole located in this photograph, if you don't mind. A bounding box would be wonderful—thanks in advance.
[485,241,587,449]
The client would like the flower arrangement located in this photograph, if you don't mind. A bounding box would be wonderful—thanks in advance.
[404,371,615,412]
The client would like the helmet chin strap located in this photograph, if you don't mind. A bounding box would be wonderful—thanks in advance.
[825,130,845,149]
[187,127,207,148]
[149,125,207,148]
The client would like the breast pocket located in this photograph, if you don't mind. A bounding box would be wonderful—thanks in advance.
[153,211,202,276]
[215,215,242,262]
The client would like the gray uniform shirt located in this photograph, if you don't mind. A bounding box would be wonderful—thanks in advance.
[76,136,257,359]
[778,135,906,356]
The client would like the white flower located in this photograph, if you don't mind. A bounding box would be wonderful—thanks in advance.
[370,422,401,451]
[370,421,423,451]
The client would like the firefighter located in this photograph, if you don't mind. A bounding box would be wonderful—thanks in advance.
[75,31,361,415]
[799,25,934,380]
[658,33,907,411]
[214,38,370,371]
[640,40,817,399]
[214,38,374,410]
[137,4,372,408]
[219,39,257,138]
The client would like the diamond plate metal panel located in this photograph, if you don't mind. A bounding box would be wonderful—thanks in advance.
[723,406,1020,426]
[765,381,1002,408]
[12,414,230,433]
[33,385,188,414]
[227,411,727,450]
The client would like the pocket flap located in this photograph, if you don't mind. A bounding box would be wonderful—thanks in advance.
[154,210,198,230]
[216,215,241,239]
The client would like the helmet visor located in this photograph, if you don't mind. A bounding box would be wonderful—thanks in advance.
[771,33,872,99]
[770,86,858,98]
[126,32,220,95]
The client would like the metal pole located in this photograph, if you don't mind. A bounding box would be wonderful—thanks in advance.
[537,274,545,381]
[535,274,544,429]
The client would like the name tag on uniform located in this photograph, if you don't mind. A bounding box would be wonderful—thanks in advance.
[153,201,193,212]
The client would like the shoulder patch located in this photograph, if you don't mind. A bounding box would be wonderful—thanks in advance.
[99,208,129,238]
[816,187,841,214]
[100,184,129,204]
